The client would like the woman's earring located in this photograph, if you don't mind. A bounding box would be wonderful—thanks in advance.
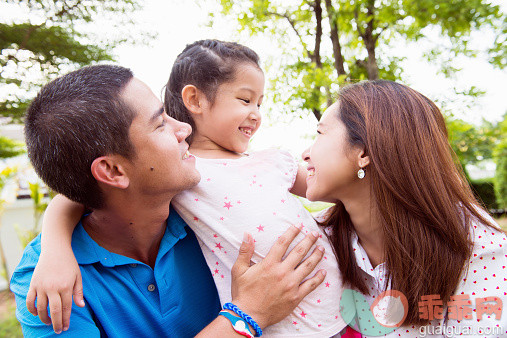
[357,168,365,179]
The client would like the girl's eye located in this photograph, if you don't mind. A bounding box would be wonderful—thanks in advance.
[317,130,322,135]
[240,98,250,103]
[157,121,166,129]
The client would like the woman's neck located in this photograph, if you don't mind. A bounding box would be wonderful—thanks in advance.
[342,190,385,268]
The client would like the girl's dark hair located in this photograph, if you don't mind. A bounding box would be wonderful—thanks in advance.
[320,80,497,326]
[164,39,260,143]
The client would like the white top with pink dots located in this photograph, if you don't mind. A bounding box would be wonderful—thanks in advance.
[172,149,346,337]
[349,212,507,337]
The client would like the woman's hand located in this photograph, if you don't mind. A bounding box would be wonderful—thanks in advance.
[230,225,326,329]
[26,249,84,334]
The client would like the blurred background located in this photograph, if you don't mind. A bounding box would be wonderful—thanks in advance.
[0,0,505,335]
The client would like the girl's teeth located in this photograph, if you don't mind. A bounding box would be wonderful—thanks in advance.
[183,151,189,160]
[240,128,252,136]
[308,169,315,177]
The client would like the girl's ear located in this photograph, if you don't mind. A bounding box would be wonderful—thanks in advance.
[91,156,130,189]
[357,147,370,169]
[181,85,204,115]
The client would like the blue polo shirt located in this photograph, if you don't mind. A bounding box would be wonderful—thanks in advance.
[10,208,221,337]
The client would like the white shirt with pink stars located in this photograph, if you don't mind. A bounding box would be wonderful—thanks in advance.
[172,149,346,337]
[347,212,507,337]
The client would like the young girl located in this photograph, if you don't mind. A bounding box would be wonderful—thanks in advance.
[29,40,347,337]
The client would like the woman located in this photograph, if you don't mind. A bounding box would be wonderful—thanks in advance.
[304,79,506,336]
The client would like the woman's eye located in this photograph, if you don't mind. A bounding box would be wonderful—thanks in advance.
[317,130,322,135]
[240,98,250,103]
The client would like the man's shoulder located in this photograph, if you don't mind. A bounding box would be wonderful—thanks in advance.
[11,234,42,279]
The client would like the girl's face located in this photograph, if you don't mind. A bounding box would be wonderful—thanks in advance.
[196,63,264,154]
[303,103,364,202]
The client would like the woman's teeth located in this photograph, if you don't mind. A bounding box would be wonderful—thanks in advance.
[183,151,190,160]
[308,169,315,177]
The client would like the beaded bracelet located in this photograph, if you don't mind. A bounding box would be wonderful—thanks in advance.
[223,302,263,337]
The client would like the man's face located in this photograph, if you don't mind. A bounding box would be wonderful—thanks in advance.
[121,78,200,196]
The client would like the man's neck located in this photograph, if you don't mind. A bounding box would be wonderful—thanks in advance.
[82,197,172,268]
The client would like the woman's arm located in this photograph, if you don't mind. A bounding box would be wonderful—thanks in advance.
[196,226,326,337]
[290,164,308,198]
[26,194,85,334]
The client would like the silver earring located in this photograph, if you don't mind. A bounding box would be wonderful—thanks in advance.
[357,168,365,179]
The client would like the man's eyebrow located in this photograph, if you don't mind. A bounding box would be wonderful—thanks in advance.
[150,107,165,123]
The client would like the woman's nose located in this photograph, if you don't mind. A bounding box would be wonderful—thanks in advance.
[302,147,310,162]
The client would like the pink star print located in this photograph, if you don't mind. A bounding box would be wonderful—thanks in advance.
[317,299,321,303]
[214,269,219,274]
[224,201,233,210]
[257,225,265,232]
[292,321,298,325]
[213,234,218,238]
[206,178,211,181]
[300,311,307,318]
[325,282,330,287]
[193,217,199,221]
[281,199,285,203]
[237,200,241,204]
[215,243,223,250]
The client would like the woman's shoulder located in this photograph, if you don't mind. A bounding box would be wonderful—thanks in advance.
[468,212,506,254]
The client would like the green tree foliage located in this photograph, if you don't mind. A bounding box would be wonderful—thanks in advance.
[493,115,507,208]
[211,0,505,120]
[0,0,144,122]
[446,115,502,173]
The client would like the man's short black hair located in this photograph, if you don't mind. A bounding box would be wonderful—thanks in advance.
[25,65,135,209]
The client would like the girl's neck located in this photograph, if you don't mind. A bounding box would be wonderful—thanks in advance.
[189,140,245,159]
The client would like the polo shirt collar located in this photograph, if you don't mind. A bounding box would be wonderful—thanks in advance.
[72,206,187,267]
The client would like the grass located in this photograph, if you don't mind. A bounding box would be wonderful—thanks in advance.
[0,291,22,337]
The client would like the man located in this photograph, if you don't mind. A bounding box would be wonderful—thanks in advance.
[11,65,326,336]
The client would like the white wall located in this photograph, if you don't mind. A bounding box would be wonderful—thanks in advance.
[0,199,37,291]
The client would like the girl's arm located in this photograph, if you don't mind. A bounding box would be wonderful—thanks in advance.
[26,194,85,334]
[289,164,308,198]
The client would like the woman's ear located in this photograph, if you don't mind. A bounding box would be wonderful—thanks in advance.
[91,156,130,189]
[181,85,204,115]
[357,147,370,169]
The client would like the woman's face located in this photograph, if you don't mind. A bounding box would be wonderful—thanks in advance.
[303,102,364,202]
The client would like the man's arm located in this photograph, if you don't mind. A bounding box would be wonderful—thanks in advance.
[196,226,326,336]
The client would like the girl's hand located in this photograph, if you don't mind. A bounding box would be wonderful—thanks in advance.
[230,225,326,329]
[26,249,84,334]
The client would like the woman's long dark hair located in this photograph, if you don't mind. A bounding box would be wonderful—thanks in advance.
[321,80,496,325]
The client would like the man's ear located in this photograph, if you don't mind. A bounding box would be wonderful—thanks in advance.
[91,156,129,189]
[181,85,204,115]
[357,147,370,169]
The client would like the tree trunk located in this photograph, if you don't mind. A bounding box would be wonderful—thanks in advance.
[364,0,379,80]
[324,0,346,79]
[312,0,323,120]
